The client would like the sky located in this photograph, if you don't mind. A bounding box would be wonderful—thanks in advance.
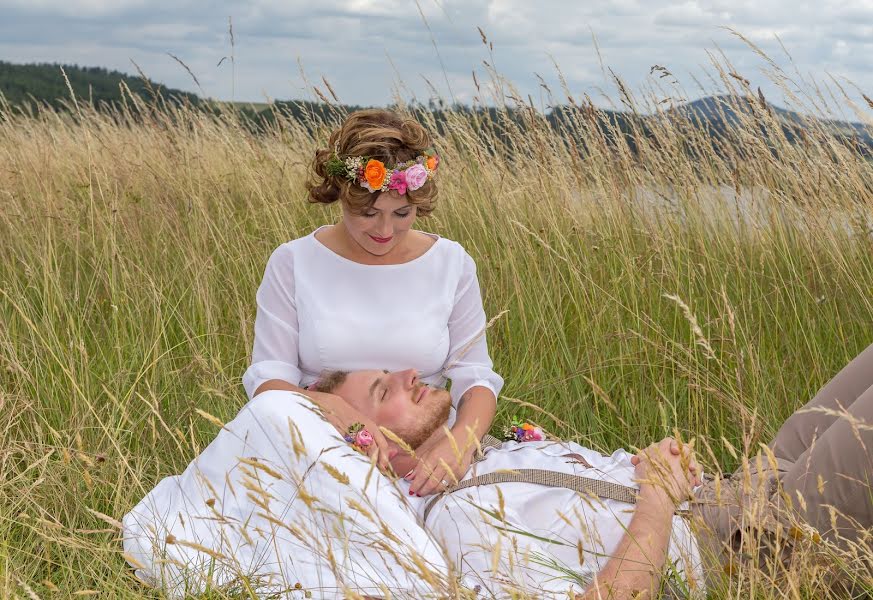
[2,0,872,119]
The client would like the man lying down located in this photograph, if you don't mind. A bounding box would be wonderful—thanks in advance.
[123,369,700,598]
[124,359,873,598]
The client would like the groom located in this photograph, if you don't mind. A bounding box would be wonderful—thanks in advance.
[314,347,873,598]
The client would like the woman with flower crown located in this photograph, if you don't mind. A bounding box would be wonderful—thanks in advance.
[242,109,503,497]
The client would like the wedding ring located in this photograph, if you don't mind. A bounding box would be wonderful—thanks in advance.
[440,479,449,487]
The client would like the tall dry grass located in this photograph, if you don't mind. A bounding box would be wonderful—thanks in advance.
[1,44,872,598]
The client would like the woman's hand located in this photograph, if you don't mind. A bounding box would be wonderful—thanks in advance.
[303,389,393,473]
[407,429,474,497]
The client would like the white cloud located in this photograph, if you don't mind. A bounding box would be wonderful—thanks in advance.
[0,0,870,117]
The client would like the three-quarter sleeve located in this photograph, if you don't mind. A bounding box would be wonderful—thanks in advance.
[443,251,504,407]
[242,245,302,400]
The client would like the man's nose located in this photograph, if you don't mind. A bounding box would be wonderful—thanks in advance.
[398,368,419,389]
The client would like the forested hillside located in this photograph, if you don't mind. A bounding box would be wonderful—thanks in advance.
[0,61,199,108]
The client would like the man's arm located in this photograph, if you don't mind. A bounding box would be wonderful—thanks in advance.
[577,438,700,600]
[578,487,675,599]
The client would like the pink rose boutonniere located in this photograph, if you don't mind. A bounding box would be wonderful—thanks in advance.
[354,429,374,448]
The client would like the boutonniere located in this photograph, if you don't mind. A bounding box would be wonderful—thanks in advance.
[503,416,544,442]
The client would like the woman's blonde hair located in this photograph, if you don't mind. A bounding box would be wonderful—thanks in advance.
[307,109,438,216]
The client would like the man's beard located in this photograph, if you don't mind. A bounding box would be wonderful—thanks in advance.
[392,388,452,449]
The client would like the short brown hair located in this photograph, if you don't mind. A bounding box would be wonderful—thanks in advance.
[307,109,438,216]
[309,370,349,394]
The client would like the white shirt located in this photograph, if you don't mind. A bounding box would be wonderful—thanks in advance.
[417,440,704,597]
[242,227,504,411]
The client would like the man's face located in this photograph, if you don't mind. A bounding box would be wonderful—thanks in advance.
[333,369,451,448]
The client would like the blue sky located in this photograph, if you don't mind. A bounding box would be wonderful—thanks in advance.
[1,0,871,119]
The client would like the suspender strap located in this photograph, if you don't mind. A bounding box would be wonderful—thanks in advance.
[422,436,641,523]
[478,433,503,453]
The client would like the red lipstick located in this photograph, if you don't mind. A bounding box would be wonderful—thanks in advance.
[369,234,393,244]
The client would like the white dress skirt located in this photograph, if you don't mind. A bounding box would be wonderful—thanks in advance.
[122,391,447,599]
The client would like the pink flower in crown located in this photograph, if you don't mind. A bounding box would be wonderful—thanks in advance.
[404,164,428,191]
[355,429,374,448]
[388,170,408,195]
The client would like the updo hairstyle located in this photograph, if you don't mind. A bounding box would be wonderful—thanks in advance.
[307,109,438,216]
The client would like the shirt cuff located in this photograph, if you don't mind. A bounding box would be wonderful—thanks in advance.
[242,360,302,400]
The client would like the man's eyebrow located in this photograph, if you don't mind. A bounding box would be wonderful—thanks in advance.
[368,370,389,400]
[368,377,381,400]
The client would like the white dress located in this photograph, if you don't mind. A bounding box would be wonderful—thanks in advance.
[242,227,504,413]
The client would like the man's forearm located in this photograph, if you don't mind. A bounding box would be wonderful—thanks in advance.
[578,488,675,599]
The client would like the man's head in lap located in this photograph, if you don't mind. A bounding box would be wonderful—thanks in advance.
[312,369,451,448]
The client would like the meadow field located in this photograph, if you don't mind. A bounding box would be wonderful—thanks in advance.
[1,54,872,598]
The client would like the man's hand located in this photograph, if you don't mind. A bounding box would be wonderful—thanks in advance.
[407,428,474,497]
[631,437,701,505]
[304,389,394,473]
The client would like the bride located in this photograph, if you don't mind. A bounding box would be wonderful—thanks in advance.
[243,108,502,498]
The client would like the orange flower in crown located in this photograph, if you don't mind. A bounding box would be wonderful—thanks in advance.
[364,159,387,190]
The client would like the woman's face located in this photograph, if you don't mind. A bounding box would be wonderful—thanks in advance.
[341,191,417,256]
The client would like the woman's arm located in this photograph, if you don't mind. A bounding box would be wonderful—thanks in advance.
[453,385,497,443]
[254,378,393,472]
[243,245,303,400]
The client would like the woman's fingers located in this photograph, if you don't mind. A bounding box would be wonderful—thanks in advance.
[364,427,391,473]
[409,462,432,495]
[415,465,447,497]
[409,459,446,497]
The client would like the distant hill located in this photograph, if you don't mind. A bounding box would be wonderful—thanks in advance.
[0,61,199,109]
[2,61,869,159]
[675,95,873,147]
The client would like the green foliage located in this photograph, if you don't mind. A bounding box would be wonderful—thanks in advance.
[0,60,199,109]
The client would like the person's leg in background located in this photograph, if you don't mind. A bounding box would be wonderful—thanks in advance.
[770,342,873,464]
[778,384,873,545]
[691,343,873,590]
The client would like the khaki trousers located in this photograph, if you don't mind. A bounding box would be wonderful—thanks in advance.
[692,343,873,584]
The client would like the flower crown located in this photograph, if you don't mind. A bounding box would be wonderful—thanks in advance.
[325,149,439,195]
